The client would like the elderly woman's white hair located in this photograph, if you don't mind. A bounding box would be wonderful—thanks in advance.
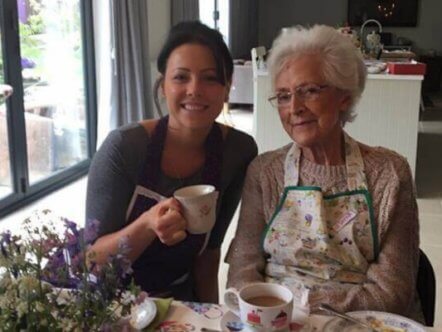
[267,25,367,124]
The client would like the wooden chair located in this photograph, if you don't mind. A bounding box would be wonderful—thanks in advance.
[251,46,267,78]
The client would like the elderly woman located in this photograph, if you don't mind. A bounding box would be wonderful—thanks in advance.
[227,25,422,321]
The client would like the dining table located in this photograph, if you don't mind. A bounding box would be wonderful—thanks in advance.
[152,300,442,332]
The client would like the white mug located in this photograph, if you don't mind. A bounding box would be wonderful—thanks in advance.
[173,184,219,234]
[224,282,294,331]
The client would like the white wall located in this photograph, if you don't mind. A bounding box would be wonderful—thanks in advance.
[148,0,171,62]
[257,0,442,54]
[386,0,442,54]
[147,0,171,115]
[258,0,346,49]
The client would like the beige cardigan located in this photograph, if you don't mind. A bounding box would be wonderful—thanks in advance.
[226,142,423,321]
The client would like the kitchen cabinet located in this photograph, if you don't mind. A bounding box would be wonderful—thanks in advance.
[230,64,253,105]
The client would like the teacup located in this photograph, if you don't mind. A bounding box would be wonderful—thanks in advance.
[173,184,219,234]
[224,282,294,331]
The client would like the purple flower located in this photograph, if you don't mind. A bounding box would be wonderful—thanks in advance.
[305,214,313,222]
[84,219,100,244]
[1,213,142,330]
[0,231,12,245]
[64,219,80,236]
[0,231,12,257]
[69,253,83,273]
[21,57,36,69]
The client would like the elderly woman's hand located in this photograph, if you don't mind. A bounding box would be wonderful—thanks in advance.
[142,198,187,246]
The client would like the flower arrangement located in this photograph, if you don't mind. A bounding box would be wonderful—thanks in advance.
[0,210,145,331]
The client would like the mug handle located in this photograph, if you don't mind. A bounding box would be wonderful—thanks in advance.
[223,287,240,316]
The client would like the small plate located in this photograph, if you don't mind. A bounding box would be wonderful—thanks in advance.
[220,311,311,332]
[323,310,425,332]
[130,298,157,330]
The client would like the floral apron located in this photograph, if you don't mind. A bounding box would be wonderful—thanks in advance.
[124,116,222,301]
[263,133,379,304]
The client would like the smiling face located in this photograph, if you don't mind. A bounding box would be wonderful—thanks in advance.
[274,54,350,148]
[162,43,230,131]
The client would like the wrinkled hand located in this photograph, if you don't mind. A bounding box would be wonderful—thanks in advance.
[143,198,187,246]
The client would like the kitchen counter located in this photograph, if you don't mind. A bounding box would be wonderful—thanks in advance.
[253,70,423,176]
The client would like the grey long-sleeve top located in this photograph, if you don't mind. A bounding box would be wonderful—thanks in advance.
[86,122,257,249]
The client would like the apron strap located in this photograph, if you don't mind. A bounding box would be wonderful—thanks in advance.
[284,143,301,186]
[343,132,368,191]
[284,132,368,191]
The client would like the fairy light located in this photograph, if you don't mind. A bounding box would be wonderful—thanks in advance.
[377,0,396,18]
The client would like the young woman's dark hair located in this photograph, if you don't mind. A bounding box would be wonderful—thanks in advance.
[157,21,233,85]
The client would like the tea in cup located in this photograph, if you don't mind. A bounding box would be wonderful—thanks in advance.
[173,184,219,234]
[224,282,293,331]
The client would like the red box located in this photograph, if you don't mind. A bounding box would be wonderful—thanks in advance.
[387,62,427,75]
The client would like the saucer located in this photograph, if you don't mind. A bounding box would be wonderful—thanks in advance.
[322,310,425,332]
[130,298,157,330]
[220,311,311,332]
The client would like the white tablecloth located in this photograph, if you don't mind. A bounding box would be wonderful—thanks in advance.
[154,301,441,331]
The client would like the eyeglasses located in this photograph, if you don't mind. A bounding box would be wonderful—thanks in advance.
[268,84,329,108]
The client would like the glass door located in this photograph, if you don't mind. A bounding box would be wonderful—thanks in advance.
[19,0,88,184]
[0,0,96,218]
[199,0,229,44]
[0,40,13,199]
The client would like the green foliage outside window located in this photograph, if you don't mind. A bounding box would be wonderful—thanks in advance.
[1,0,83,93]
[0,57,3,84]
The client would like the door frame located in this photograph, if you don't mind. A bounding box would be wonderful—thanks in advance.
[0,0,97,219]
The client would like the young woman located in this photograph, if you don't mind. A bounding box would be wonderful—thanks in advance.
[86,21,257,302]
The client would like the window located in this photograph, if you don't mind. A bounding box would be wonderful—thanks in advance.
[0,0,96,218]
[199,0,229,45]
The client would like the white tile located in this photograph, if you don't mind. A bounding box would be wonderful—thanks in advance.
[418,198,442,216]
[420,214,442,247]
[419,121,442,135]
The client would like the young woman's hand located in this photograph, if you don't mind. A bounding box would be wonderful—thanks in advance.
[142,198,187,246]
